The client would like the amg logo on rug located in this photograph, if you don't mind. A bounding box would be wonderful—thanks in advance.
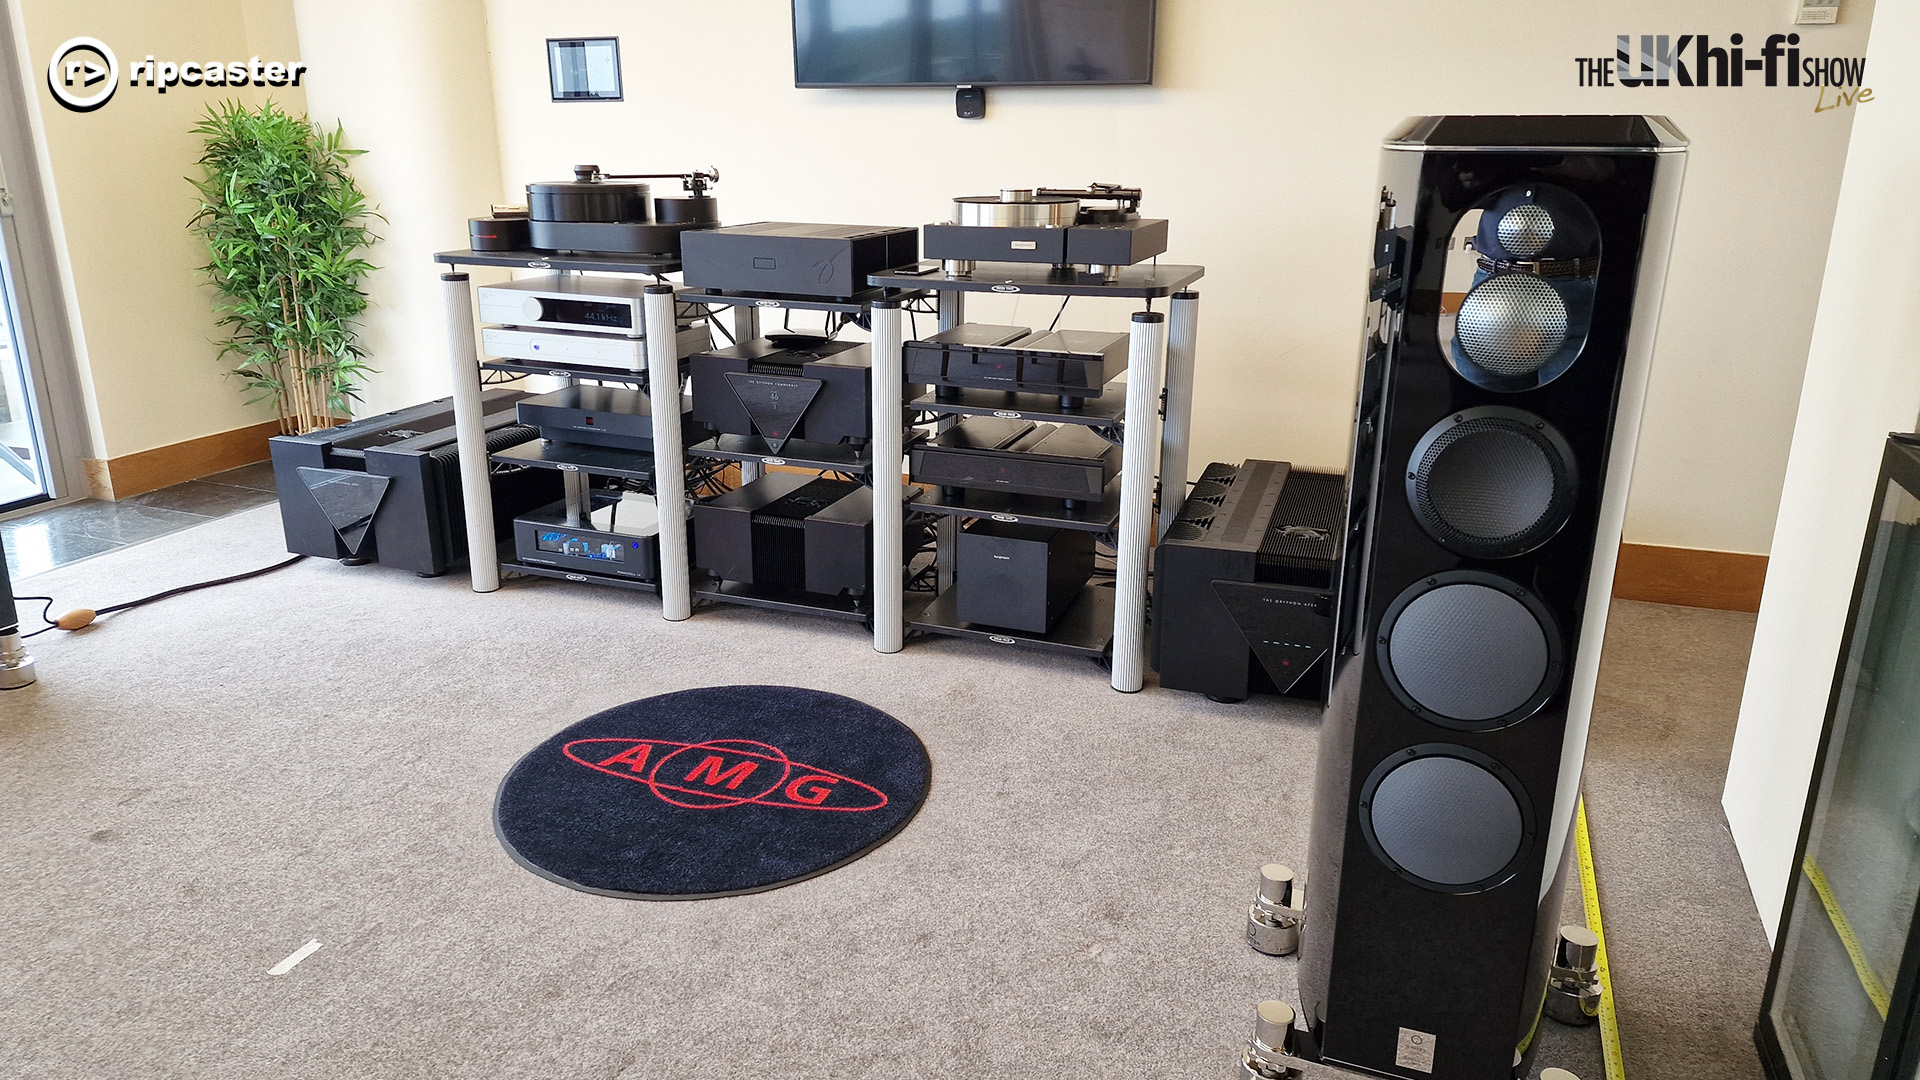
[562,737,889,812]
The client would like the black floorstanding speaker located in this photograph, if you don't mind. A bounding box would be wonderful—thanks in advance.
[1297,116,1687,1078]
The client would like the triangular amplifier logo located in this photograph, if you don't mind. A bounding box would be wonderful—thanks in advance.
[296,467,391,555]
[724,371,822,453]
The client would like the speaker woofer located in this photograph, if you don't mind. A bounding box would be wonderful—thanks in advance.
[1450,272,1592,392]
[1359,743,1535,893]
[1378,571,1562,729]
[1407,407,1578,559]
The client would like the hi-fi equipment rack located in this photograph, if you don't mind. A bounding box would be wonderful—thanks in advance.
[867,260,1203,692]
[435,246,698,597]
[434,224,1203,694]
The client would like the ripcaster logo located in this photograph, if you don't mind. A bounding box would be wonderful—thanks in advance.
[563,736,888,812]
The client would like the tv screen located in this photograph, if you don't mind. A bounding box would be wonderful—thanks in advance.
[793,0,1156,88]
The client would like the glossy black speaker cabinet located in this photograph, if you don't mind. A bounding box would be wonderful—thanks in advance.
[1298,116,1686,1079]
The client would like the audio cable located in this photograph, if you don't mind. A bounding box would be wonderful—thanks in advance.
[14,554,306,639]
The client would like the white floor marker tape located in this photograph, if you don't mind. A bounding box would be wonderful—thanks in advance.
[268,939,322,976]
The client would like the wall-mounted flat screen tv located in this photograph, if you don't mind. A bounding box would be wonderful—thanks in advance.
[793,0,1156,88]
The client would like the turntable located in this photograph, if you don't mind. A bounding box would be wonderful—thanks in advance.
[468,164,722,257]
[921,183,1168,278]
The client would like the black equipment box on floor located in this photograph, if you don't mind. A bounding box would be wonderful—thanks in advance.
[269,392,558,576]
[1152,460,1343,703]
[681,222,919,299]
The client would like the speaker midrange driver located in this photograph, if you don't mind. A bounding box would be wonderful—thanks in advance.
[1407,406,1578,559]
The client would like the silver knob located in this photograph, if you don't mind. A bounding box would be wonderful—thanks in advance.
[1557,925,1598,969]
[1247,864,1303,956]
[1254,1000,1294,1052]
[1258,864,1294,907]
[1238,1000,1300,1080]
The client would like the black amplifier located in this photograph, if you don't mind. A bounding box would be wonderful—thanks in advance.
[908,416,1119,504]
[512,493,663,581]
[955,520,1094,633]
[920,217,1167,267]
[692,473,882,597]
[1152,460,1344,703]
[689,338,884,449]
[906,323,1128,401]
[681,222,919,299]
[516,385,696,452]
[269,392,558,575]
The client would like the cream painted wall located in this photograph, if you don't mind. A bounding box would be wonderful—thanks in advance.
[289,0,504,421]
[459,0,1876,553]
[1723,0,1920,942]
[9,0,304,459]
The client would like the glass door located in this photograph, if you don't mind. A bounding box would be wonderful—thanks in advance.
[0,198,53,512]
[1760,436,1920,1080]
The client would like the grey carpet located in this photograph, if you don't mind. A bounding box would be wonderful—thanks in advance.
[0,505,1761,1079]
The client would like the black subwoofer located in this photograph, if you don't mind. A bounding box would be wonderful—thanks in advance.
[1297,116,1686,1079]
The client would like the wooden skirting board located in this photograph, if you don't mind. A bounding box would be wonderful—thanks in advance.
[83,418,283,501]
[79,423,1768,612]
[1612,542,1768,613]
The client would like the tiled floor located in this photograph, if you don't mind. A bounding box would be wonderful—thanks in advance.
[1,461,278,579]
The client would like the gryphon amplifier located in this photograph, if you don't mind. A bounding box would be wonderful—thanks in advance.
[689,338,890,451]
[269,392,559,575]
[680,222,919,299]
[1152,460,1343,704]
[908,415,1119,505]
[905,324,1128,405]
[921,184,1168,277]
[692,473,896,598]
[480,324,711,372]
[478,275,653,336]
[516,386,697,452]
[511,165,721,256]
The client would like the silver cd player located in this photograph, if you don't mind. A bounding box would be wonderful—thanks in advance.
[476,274,659,337]
[481,324,711,372]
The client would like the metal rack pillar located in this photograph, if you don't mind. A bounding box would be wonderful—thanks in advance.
[1111,310,1169,692]
[440,271,499,592]
[643,284,693,620]
[869,299,906,653]
[1161,290,1200,541]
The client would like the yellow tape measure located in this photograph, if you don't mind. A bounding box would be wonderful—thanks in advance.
[1802,855,1891,1019]
[1575,796,1626,1080]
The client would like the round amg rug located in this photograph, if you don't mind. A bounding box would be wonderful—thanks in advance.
[493,685,931,899]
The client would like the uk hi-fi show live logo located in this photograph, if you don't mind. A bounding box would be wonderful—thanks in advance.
[1577,34,1870,111]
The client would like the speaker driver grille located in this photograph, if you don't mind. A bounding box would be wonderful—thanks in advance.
[1496,204,1555,257]
[1456,274,1567,377]
[1408,407,1577,559]
[1381,573,1559,727]
[1363,750,1528,890]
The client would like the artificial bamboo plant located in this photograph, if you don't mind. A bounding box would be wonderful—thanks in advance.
[189,101,380,434]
